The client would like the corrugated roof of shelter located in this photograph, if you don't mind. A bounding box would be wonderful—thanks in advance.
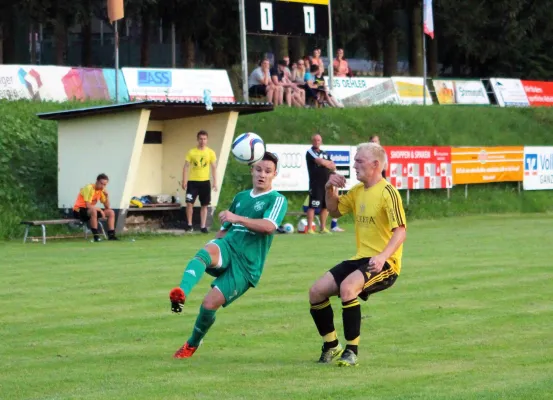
[36,100,274,121]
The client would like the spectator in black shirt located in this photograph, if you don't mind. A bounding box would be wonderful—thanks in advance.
[306,133,336,233]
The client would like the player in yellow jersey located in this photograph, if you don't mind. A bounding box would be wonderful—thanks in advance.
[182,130,218,233]
[308,142,407,367]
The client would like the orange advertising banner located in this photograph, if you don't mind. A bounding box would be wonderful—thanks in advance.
[451,146,524,184]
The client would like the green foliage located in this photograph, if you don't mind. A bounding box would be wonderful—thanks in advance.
[1,101,553,239]
[0,100,109,239]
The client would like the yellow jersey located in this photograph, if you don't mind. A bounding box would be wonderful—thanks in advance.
[185,147,217,182]
[338,179,407,274]
[73,184,107,211]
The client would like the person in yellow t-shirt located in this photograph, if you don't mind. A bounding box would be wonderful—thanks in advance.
[308,142,407,367]
[182,130,218,233]
[73,173,118,242]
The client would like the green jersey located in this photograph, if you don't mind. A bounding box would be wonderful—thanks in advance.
[220,189,288,286]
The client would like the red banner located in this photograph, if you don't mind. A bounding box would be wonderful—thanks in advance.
[521,81,553,107]
[385,146,452,190]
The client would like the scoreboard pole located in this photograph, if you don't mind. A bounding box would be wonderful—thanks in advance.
[327,0,334,90]
[239,0,250,102]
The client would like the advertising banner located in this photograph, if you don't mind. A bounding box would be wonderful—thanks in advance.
[391,77,433,105]
[451,147,523,184]
[384,146,452,190]
[523,146,553,190]
[0,65,127,102]
[122,68,235,102]
[324,77,399,106]
[489,78,529,107]
[432,79,490,105]
[265,144,354,191]
[521,80,553,107]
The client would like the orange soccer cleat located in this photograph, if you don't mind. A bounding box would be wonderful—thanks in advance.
[169,287,186,313]
[173,342,198,359]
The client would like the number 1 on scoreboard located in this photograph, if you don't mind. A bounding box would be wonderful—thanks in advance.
[260,2,274,31]
[303,5,315,34]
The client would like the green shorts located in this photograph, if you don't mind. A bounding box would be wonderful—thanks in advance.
[205,238,252,307]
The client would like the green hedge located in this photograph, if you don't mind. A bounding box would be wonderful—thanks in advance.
[1,100,552,239]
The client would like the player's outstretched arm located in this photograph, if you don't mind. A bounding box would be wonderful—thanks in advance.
[219,211,276,235]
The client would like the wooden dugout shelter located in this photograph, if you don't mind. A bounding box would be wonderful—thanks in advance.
[37,100,273,233]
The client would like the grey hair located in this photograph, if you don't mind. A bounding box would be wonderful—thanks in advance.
[356,142,387,172]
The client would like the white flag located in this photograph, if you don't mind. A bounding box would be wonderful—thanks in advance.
[423,0,434,39]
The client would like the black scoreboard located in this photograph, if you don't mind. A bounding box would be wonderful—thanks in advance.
[245,0,329,39]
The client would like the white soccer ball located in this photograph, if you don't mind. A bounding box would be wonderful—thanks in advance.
[231,132,265,165]
[297,218,317,234]
[282,223,294,234]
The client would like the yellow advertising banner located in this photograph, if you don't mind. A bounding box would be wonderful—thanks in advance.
[451,146,524,184]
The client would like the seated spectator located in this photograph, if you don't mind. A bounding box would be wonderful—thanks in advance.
[248,59,279,104]
[307,65,342,108]
[333,48,350,78]
[271,59,305,107]
[72,173,118,242]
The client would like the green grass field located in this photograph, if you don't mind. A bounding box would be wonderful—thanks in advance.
[1,215,552,400]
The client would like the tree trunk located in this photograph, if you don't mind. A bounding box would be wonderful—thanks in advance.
[80,0,92,66]
[427,35,438,76]
[140,11,151,67]
[383,33,398,76]
[30,22,37,64]
[3,9,15,63]
[54,6,67,65]
[0,21,4,64]
[382,7,398,77]
[273,36,289,62]
[289,36,307,62]
[409,1,423,76]
[180,35,195,67]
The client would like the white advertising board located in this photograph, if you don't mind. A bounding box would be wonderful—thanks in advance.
[490,78,529,107]
[523,146,553,190]
[266,144,355,191]
[324,77,399,106]
[432,79,490,105]
[122,68,235,102]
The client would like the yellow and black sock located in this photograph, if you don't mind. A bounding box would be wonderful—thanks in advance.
[310,299,338,350]
[342,298,361,355]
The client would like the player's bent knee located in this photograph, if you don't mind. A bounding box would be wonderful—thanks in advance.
[340,280,362,300]
[202,244,220,267]
[202,288,225,310]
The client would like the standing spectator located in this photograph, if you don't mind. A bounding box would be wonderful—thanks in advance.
[370,135,387,178]
[306,133,336,234]
[333,48,350,78]
[311,47,324,75]
[248,59,279,104]
[182,130,218,233]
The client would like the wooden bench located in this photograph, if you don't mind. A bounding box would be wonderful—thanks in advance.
[21,218,108,244]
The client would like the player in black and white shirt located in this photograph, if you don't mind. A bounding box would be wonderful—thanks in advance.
[306,134,336,233]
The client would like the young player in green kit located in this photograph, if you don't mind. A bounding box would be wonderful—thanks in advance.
[169,152,288,358]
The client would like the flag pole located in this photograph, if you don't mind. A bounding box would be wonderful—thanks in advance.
[238,0,249,102]
[115,20,119,103]
[422,5,427,106]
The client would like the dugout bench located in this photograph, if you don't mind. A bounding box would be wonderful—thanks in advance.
[21,218,108,244]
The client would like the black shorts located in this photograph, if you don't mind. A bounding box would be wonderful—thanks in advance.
[249,85,267,97]
[308,182,326,209]
[186,180,211,206]
[329,257,398,301]
[73,208,102,223]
